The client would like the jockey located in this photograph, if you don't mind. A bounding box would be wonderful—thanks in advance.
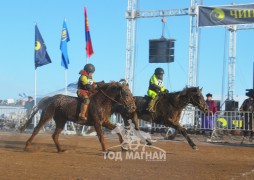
[147,67,169,112]
[76,63,97,124]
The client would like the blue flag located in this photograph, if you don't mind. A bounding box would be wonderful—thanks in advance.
[60,20,70,69]
[34,25,52,69]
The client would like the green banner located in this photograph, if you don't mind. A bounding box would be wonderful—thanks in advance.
[198,4,254,27]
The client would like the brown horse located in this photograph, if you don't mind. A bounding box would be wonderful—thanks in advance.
[20,82,136,152]
[112,87,208,150]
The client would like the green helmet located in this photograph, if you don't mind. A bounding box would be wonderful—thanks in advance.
[84,63,95,73]
[155,68,164,75]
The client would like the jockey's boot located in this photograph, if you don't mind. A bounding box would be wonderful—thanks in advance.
[147,99,156,113]
[77,103,88,124]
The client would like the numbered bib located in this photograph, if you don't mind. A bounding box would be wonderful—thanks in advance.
[157,80,163,87]
[88,78,94,85]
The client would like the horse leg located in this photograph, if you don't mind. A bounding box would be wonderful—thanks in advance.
[172,124,197,150]
[102,120,129,151]
[132,113,140,131]
[24,111,52,151]
[94,122,107,152]
[52,119,66,152]
[103,120,123,143]
[123,115,152,146]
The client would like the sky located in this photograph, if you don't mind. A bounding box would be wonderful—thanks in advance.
[0,0,254,102]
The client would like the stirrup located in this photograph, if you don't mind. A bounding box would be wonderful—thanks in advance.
[147,107,155,113]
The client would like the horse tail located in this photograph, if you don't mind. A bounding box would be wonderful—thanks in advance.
[19,96,53,132]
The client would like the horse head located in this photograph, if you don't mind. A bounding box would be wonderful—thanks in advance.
[182,87,208,113]
[118,82,136,113]
[101,81,136,113]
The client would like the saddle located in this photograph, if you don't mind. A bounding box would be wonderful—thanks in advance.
[136,95,161,112]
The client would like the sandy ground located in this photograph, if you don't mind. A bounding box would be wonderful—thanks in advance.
[0,131,254,180]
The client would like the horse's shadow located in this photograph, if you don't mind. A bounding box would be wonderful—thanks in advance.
[0,140,56,153]
[207,141,254,147]
[0,139,105,155]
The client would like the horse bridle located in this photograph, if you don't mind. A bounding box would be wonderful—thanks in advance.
[99,89,129,107]
[189,96,206,110]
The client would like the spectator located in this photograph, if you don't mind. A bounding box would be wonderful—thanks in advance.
[201,93,217,129]
[24,96,34,117]
[240,90,254,138]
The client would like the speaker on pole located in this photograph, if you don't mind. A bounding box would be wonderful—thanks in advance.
[149,38,175,63]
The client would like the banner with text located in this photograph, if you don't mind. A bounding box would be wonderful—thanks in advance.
[198,4,254,27]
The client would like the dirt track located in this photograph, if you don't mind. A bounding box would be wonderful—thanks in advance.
[0,131,254,180]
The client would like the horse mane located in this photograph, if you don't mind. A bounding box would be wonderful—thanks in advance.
[162,86,199,99]
[97,81,123,90]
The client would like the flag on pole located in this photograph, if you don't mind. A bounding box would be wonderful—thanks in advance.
[84,7,94,58]
[60,19,70,69]
[34,25,52,68]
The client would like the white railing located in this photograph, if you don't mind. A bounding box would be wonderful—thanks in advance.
[1,106,252,134]
[112,109,254,133]
[214,111,252,131]
[0,106,27,130]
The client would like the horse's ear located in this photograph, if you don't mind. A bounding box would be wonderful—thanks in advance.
[119,79,127,84]
[200,87,203,92]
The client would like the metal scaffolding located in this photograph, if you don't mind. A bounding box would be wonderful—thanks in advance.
[225,24,254,100]
[227,25,237,100]
[125,1,254,101]
[125,0,200,92]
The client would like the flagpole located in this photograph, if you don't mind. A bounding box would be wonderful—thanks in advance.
[86,56,89,64]
[65,69,68,95]
[62,17,69,132]
[64,69,68,132]
[34,69,37,128]
[34,22,37,129]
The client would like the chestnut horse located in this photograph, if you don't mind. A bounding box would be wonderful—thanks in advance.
[20,82,136,152]
[112,87,208,150]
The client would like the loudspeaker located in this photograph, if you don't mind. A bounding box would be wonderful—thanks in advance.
[225,100,238,111]
[149,38,175,63]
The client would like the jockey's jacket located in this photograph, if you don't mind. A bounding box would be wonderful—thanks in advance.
[77,70,96,97]
[147,74,166,99]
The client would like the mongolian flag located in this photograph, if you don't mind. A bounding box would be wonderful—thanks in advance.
[34,25,52,69]
[84,7,94,58]
[60,20,70,69]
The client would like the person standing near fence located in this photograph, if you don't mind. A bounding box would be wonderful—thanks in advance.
[24,96,34,117]
[240,90,254,138]
[201,93,217,129]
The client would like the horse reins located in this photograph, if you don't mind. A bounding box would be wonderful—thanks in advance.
[99,89,126,106]
[189,96,205,109]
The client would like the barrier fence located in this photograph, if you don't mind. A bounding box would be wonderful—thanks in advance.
[0,106,26,130]
[113,109,254,133]
[1,106,253,134]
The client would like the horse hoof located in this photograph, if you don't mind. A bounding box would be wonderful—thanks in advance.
[192,146,199,150]
[146,140,152,146]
